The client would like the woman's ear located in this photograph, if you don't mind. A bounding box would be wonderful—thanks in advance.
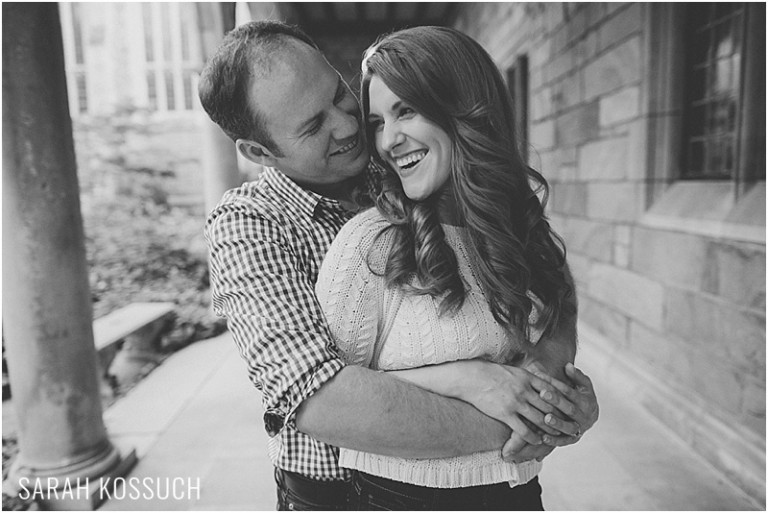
[236,139,278,167]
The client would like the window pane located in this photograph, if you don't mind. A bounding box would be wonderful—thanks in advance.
[682,3,745,180]
[183,71,193,110]
[165,70,175,111]
[76,74,88,113]
[142,4,154,63]
[72,3,86,65]
[147,72,157,110]
[161,4,173,63]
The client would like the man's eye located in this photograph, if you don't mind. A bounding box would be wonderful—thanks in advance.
[334,86,348,104]
[306,122,322,136]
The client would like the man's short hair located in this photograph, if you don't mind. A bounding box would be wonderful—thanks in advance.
[198,21,319,153]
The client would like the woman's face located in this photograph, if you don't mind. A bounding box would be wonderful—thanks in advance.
[367,75,452,202]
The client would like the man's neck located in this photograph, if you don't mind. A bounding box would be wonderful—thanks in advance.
[308,174,368,210]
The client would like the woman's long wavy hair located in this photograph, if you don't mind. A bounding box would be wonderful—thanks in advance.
[361,26,575,339]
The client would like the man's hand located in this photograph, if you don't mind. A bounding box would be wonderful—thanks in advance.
[501,363,598,461]
[534,363,599,447]
[501,431,554,463]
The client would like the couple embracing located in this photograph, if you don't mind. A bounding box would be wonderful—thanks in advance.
[200,20,599,511]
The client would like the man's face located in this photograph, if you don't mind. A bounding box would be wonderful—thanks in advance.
[247,43,369,191]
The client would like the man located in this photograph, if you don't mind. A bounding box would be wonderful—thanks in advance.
[199,21,598,510]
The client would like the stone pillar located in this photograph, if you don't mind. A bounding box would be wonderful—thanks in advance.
[197,3,242,213]
[2,4,135,509]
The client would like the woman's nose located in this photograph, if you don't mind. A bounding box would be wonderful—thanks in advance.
[380,122,405,153]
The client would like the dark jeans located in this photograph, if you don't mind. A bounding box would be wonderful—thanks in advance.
[350,471,544,511]
[275,468,349,511]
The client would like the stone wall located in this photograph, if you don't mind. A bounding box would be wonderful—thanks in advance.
[454,2,765,500]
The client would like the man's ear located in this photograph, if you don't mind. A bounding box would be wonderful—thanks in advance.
[236,139,278,167]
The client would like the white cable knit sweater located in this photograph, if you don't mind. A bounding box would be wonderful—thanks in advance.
[316,208,542,488]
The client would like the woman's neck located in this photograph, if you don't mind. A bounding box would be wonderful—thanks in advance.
[432,181,463,227]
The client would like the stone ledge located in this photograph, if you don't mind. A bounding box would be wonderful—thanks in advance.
[578,321,765,507]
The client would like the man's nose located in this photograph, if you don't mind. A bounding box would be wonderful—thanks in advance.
[330,106,359,141]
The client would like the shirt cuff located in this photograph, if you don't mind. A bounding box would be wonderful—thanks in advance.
[263,357,346,437]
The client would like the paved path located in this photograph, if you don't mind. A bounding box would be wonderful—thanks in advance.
[99,332,761,510]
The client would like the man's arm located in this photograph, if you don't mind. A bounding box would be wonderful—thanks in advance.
[296,365,514,458]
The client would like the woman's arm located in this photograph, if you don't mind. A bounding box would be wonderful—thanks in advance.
[389,359,574,438]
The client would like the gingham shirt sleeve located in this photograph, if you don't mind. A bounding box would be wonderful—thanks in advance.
[205,205,345,436]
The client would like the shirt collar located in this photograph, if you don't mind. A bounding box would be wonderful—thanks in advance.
[262,167,346,220]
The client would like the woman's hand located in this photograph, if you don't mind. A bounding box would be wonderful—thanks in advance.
[457,360,580,445]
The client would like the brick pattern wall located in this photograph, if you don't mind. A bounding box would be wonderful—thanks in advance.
[454,3,765,438]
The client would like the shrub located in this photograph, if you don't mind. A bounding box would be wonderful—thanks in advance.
[75,106,226,349]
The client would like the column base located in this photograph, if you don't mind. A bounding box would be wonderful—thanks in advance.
[7,441,138,511]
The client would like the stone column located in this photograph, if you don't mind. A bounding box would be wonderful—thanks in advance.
[2,4,135,509]
[197,3,242,213]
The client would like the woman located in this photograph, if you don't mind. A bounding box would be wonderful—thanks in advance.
[316,26,581,510]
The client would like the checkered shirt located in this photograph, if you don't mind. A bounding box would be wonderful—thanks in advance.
[204,167,356,481]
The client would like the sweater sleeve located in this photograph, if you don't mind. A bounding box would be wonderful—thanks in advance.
[316,209,390,368]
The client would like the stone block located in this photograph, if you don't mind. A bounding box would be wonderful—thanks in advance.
[632,226,707,290]
[582,3,606,29]
[689,354,745,417]
[614,242,630,268]
[702,241,766,311]
[579,294,630,348]
[599,86,640,126]
[560,145,578,165]
[564,251,591,293]
[598,2,643,52]
[740,378,766,438]
[665,289,766,377]
[558,217,614,263]
[589,262,665,328]
[530,86,553,121]
[555,102,600,146]
[614,224,632,245]
[530,38,552,68]
[545,3,565,33]
[547,50,574,83]
[575,30,600,67]
[530,119,556,150]
[536,149,560,178]
[577,136,630,180]
[529,67,544,91]
[628,319,684,379]
[613,224,633,268]
[566,7,589,44]
[584,36,642,100]
[551,182,589,216]
[587,182,645,222]
[544,163,578,184]
[626,118,648,181]
[605,2,630,17]
[551,72,582,113]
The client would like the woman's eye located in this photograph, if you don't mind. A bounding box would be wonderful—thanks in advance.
[399,107,415,118]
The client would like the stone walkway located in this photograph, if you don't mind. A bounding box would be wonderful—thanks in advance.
[97,332,761,511]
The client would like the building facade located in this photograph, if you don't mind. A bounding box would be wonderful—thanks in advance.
[453,2,765,502]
